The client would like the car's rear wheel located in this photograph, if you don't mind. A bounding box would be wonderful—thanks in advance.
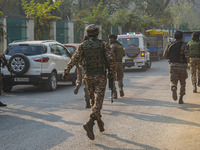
[147,60,151,68]
[125,44,140,58]
[46,72,57,91]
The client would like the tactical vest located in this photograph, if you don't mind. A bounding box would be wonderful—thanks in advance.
[112,41,124,62]
[81,39,106,77]
[168,41,187,63]
[188,40,200,57]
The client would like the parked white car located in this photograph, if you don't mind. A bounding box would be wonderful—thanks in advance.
[117,32,151,70]
[2,40,77,92]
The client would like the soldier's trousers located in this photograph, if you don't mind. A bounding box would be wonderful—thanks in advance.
[170,66,188,96]
[113,62,124,90]
[76,66,89,102]
[189,58,200,85]
[84,75,107,121]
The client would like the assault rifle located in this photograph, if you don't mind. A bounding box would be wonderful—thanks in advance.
[109,78,114,103]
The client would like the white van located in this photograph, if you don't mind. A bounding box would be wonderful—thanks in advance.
[117,32,151,70]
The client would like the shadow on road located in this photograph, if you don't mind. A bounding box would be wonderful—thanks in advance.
[96,134,160,150]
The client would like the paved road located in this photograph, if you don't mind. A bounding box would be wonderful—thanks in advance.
[0,60,200,150]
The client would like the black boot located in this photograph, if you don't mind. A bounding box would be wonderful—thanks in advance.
[97,120,105,132]
[83,118,95,140]
[119,87,124,97]
[0,101,7,107]
[193,84,197,93]
[74,83,81,94]
[85,101,91,108]
[179,95,184,104]
[113,89,117,99]
[171,86,177,101]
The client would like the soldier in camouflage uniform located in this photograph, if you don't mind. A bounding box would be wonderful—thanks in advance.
[163,31,188,104]
[185,32,200,93]
[108,34,125,98]
[74,65,90,108]
[62,24,116,140]
[74,36,90,108]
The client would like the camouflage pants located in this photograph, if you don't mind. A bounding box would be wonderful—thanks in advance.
[76,66,89,102]
[84,75,107,121]
[189,58,200,85]
[170,66,188,96]
[113,62,124,90]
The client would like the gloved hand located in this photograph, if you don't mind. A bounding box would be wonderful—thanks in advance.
[62,70,68,81]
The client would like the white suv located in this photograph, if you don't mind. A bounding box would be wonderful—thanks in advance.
[117,32,151,70]
[2,40,76,92]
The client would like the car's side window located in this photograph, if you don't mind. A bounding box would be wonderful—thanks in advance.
[57,45,71,57]
[57,45,67,57]
[50,45,61,56]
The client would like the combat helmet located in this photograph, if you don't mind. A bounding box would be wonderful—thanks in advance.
[85,24,99,37]
[192,32,199,41]
[174,31,183,40]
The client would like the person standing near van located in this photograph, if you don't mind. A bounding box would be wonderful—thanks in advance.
[186,32,200,93]
[108,34,125,98]
[163,31,188,104]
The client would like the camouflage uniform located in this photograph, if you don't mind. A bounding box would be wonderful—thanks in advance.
[163,34,188,104]
[75,65,90,108]
[63,24,116,140]
[185,32,200,92]
[109,35,125,98]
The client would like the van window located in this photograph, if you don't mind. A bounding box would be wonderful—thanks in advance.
[118,38,139,48]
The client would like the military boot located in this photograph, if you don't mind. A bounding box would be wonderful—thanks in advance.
[113,89,117,99]
[193,84,197,93]
[74,83,81,94]
[83,118,95,140]
[179,95,184,104]
[171,86,177,101]
[97,119,105,132]
[0,101,7,107]
[85,100,91,108]
[119,87,124,97]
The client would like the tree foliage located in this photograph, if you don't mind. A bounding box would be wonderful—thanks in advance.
[21,0,63,40]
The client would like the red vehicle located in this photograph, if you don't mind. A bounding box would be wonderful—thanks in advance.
[63,43,80,55]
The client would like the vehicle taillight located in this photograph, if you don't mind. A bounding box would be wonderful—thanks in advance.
[141,51,145,57]
[34,57,49,63]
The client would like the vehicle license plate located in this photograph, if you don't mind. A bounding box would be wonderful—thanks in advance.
[14,78,29,82]
[125,59,133,63]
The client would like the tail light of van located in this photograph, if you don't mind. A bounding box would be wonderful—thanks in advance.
[141,51,145,57]
[34,57,49,63]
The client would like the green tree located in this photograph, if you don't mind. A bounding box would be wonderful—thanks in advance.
[170,2,200,30]
[21,0,63,40]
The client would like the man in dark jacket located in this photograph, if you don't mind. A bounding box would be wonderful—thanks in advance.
[163,31,188,104]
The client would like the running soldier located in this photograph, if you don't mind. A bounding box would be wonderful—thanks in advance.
[163,31,188,104]
[62,24,116,140]
[108,34,125,98]
[185,32,200,93]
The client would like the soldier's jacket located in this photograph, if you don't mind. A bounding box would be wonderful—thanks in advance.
[110,41,125,62]
[163,40,187,68]
[65,38,116,79]
[185,40,200,57]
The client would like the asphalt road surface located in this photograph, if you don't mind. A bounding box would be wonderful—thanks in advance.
[1,59,200,150]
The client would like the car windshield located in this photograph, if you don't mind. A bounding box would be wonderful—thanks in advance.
[6,45,45,56]
[118,38,139,48]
